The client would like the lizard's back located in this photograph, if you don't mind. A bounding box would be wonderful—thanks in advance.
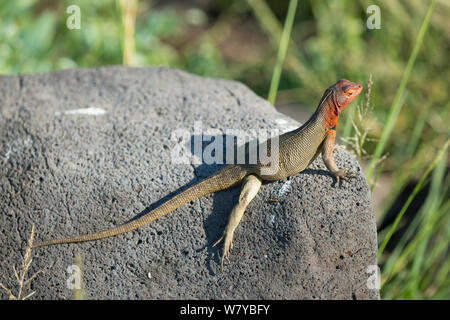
[243,111,327,181]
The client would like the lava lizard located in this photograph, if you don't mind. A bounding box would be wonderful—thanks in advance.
[31,79,363,269]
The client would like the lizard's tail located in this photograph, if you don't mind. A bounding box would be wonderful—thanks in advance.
[31,165,248,248]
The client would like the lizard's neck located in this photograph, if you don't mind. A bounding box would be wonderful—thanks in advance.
[288,91,340,138]
[318,97,340,130]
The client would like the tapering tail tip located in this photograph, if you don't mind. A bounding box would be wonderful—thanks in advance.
[23,243,41,251]
[29,241,50,249]
[30,238,81,249]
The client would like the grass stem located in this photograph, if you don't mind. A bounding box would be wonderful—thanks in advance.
[377,138,449,259]
[365,0,437,182]
[267,0,298,105]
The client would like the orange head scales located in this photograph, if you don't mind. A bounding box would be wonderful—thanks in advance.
[319,79,363,129]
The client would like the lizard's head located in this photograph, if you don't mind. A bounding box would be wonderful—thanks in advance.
[318,79,363,128]
[333,79,363,109]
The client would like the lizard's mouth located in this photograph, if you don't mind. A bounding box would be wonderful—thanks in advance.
[339,83,363,109]
[347,85,363,103]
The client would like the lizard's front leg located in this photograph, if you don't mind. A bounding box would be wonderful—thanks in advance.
[213,174,262,270]
[322,129,356,185]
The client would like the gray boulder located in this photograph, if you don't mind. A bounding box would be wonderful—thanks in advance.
[0,66,379,299]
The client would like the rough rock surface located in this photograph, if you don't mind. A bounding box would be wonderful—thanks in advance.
[0,66,379,300]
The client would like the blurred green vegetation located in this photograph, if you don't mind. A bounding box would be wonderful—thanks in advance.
[0,0,448,299]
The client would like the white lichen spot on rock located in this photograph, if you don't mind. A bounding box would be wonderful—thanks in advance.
[278,180,292,198]
[56,107,107,116]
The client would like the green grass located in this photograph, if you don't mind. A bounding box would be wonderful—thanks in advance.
[365,0,438,183]
[378,139,449,259]
[267,0,298,105]
[380,148,449,298]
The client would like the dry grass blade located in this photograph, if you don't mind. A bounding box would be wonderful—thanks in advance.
[341,76,388,190]
[120,0,138,66]
[342,76,379,158]
[0,283,14,300]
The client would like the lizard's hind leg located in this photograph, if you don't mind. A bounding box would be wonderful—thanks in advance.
[213,174,262,270]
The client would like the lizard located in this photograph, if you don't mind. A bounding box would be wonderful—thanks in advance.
[31,79,363,269]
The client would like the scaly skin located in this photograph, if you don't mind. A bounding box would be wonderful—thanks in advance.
[31,79,363,269]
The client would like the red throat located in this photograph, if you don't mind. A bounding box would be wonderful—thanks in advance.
[321,91,340,129]
[323,103,339,129]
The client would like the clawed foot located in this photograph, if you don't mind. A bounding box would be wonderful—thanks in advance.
[212,230,234,270]
[333,168,356,186]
